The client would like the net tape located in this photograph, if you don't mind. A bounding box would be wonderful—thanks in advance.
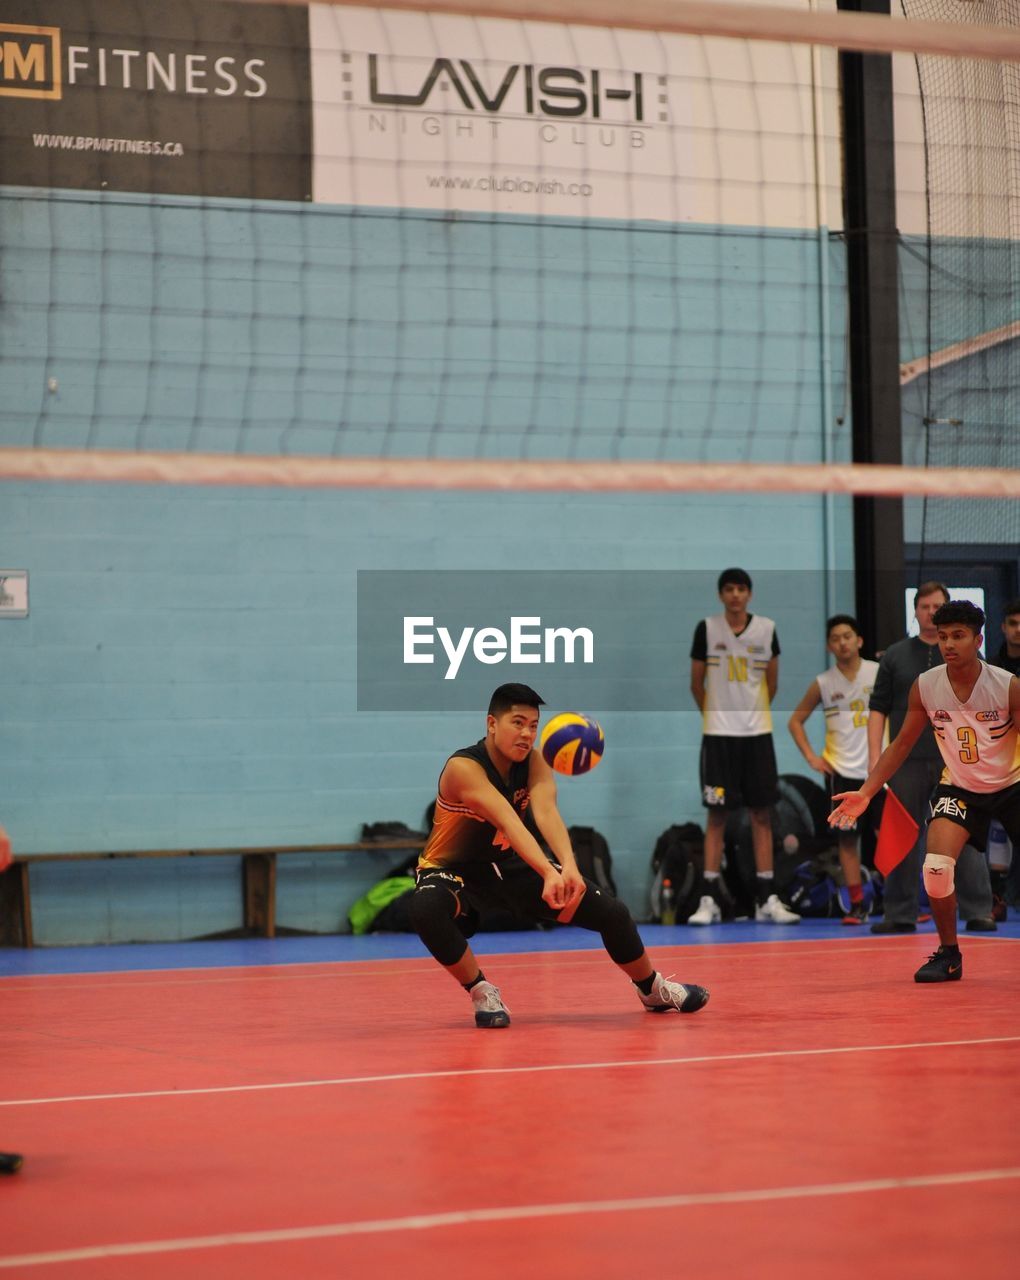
[254,0,1020,62]
[1,448,1017,497]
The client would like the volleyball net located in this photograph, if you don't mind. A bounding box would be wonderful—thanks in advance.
[1,0,1019,506]
[897,0,1020,545]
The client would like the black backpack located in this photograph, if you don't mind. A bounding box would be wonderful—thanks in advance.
[782,847,842,917]
[649,823,706,923]
[567,826,617,896]
[360,821,428,843]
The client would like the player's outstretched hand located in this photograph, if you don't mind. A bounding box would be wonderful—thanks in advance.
[555,866,587,923]
[561,867,587,908]
[541,867,567,912]
[829,792,868,830]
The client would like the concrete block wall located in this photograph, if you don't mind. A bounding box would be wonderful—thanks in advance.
[0,192,852,942]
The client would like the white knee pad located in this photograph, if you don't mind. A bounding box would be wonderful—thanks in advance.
[923,853,956,899]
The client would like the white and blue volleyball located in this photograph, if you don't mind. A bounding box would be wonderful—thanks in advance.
[539,712,605,776]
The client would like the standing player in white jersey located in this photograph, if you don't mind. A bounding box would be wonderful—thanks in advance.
[788,615,880,924]
[689,568,800,925]
[830,602,1020,982]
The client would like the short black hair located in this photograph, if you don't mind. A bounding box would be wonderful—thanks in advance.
[488,683,545,717]
[1002,597,1020,620]
[914,580,950,608]
[933,601,984,635]
[826,614,861,638]
[718,567,752,593]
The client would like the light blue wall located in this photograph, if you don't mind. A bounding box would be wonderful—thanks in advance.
[0,191,852,942]
[2,191,841,463]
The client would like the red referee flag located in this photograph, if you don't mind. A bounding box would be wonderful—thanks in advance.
[874,787,920,876]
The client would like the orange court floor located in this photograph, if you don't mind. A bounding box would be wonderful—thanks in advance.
[2,923,1020,1279]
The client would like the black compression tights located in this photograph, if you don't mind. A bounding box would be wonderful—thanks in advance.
[409,880,645,969]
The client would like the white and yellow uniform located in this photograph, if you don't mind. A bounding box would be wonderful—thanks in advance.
[702,614,776,736]
[917,663,1020,793]
[817,659,880,779]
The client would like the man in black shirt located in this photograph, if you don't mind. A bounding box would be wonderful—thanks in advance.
[867,583,994,933]
[410,684,710,1027]
[989,598,1020,912]
[992,597,1020,678]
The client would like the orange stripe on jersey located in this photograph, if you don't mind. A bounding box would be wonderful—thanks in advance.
[435,795,484,819]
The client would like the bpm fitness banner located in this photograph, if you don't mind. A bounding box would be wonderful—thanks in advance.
[0,0,311,200]
[309,3,695,220]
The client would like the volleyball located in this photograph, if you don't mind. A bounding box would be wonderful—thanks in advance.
[539,712,604,776]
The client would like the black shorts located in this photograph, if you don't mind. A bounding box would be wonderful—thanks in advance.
[700,734,778,811]
[826,771,878,835]
[927,780,1020,853]
[415,856,616,929]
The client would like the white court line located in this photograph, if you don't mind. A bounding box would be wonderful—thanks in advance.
[5,936,1009,991]
[4,1034,1019,1109]
[5,928,1011,986]
[2,1166,1018,1270]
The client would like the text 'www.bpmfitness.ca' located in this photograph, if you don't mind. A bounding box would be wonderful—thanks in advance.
[404,616,595,680]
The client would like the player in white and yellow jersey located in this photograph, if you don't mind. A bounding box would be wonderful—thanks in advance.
[788,615,880,923]
[689,568,799,926]
[830,602,1020,983]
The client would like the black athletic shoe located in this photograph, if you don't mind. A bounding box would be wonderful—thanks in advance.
[870,920,916,934]
[0,1153,23,1174]
[914,946,963,983]
[965,917,997,933]
[639,973,710,1013]
[842,902,868,925]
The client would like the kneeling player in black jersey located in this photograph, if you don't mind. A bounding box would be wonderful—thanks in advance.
[410,684,709,1027]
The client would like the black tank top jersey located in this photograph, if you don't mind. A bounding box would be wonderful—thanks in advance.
[419,740,533,870]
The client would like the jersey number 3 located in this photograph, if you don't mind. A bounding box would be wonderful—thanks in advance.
[957,726,980,764]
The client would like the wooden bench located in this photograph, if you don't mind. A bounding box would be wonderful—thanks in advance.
[0,841,425,948]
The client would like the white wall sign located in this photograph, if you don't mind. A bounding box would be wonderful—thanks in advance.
[0,570,28,618]
[309,3,828,226]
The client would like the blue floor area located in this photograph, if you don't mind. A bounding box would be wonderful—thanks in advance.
[2,914,1018,977]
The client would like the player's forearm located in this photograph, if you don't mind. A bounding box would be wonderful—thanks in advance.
[501,812,557,877]
[531,805,577,871]
[690,659,707,711]
[462,786,555,878]
[788,720,818,765]
[867,713,887,767]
